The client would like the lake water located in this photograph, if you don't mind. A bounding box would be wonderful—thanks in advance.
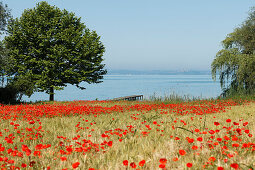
[22,74,222,102]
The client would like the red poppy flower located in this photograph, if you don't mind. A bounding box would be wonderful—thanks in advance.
[232,143,239,147]
[21,145,29,152]
[244,129,250,134]
[33,151,41,157]
[224,136,230,140]
[192,145,198,150]
[208,157,216,162]
[233,122,239,125]
[194,129,200,132]
[21,163,27,168]
[209,130,215,134]
[159,158,167,164]
[217,167,224,170]
[123,160,128,166]
[139,160,145,167]
[8,160,14,164]
[187,138,194,143]
[187,163,192,168]
[179,150,186,156]
[26,150,31,156]
[130,162,137,168]
[217,138,222,142]
[60,157,67,161]
[175,137,180,140]
[230,163,239,169]
[107,141,113,147]
[197,137,203,142]
[214,122,220,126]
[159,164,165,168]
[66,147,73,152]
[0,146,4,152]
[72,162,80,169]
[29,161,36,167]
[243,122,248,126]
[226,119,231,123]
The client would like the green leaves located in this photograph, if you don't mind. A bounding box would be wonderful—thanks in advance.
[0,1,12,35]
[4,1,106,100]
[211,7,255,97]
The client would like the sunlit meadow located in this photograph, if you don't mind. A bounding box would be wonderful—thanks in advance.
[0,99,254,169]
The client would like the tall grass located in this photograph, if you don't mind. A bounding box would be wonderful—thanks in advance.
[146,92,214,104]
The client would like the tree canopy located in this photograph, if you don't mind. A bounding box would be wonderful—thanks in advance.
[211,7,255,97]
[4,1,106,101]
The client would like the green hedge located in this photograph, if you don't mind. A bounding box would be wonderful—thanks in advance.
[0,87,19,104]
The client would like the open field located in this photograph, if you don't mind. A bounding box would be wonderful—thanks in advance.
[0,99,254,169]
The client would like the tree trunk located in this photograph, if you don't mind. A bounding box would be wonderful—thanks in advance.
[49,87,54,101]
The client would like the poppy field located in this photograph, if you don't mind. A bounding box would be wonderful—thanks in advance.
[0,99,254,169]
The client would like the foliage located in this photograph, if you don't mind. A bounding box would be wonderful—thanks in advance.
[211,7,255,97]
[0,41,8,85]
[0,86,18,104]
[0,1,12,35]
[0,1,12,85]
[0,1,33,104]
[4,1,106,101]
[147,92,206,104]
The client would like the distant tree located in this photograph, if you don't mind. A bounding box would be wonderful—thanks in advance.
[0,1,11,35]
[0,1,34,103]
[0,1,12,85]
[5,1,106,101]
[211,7,255,97]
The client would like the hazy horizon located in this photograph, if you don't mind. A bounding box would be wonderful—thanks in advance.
[106,69,211,75]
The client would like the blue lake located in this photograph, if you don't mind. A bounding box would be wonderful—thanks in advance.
[23,74,222,102]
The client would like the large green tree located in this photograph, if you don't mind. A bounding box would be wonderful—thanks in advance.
[5,1,106,101]
[211,7,255,97]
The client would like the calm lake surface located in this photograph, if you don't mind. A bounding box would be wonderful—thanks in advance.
[23,74,222,102]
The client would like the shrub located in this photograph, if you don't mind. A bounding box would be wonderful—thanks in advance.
[0,86,20,104]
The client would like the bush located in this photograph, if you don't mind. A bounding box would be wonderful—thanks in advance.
[0,86,20,104]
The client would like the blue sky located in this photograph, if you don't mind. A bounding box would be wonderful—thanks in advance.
[3,0,255,71]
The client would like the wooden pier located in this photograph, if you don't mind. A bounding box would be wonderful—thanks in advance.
[112,95,143,101]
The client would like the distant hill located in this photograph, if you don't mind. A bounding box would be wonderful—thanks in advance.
[107,69,211,75]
